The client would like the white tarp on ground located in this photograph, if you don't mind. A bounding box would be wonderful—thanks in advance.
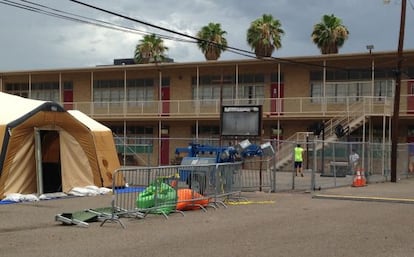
[1,186,111,202]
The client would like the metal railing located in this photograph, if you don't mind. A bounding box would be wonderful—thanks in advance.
[65,95,401,119]
[272,99,389,170]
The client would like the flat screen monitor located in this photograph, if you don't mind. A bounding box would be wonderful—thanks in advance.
[221,105,262,136]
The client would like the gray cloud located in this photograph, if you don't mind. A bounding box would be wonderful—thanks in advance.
[0,0,413,71]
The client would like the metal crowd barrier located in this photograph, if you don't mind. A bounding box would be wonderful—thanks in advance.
[100,161,243,228]
[241,158,272,192]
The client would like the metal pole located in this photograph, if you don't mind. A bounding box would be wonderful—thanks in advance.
[34,128,43,196]
[306,135,309,169]
[391,0,406,182]
[123,120,126,166]
[321,125,325,175]
[312,137,317,191]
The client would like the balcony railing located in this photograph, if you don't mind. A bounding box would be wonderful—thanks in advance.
[63,95,411,119]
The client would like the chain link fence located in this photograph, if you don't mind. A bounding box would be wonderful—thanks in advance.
[114,137,414,192]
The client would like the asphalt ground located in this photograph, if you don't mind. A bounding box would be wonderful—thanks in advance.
[1,178,414,257]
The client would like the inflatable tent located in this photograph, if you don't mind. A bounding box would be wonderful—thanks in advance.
[0,92,121,199]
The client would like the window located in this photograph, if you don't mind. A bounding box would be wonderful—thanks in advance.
[94,79,154,106]
[191,73,264,105]
[374,80,393,100]
[238,73,264,105]
[191,125,220,146]
[127,79,154,104]
[310,79,393,103]
[238,73,264,83]
[31,82,60,102]
[6,82,60,101]
[93,80,123,106]
[64,81,73,90]
[270,72,284,82]
[192,75,235,105]
[5,83,29,98]
[110,125,154,153]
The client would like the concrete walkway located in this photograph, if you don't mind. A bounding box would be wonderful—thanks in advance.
[1,178,414,257]
[313,177,414,204]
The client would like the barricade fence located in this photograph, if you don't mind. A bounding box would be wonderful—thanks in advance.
[101,139,414,227]
[270,139,414,192]
[241,157,273,192]
[113,137,414,194]
[102,162,243,227]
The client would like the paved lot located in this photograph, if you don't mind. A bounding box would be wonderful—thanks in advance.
[1,179,414,257]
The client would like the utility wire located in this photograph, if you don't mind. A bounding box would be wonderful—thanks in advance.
[68,0,341,69]
[69,0,404,72]
[0,0,258,63]
[1,0,380,71]
[0,0,197,44]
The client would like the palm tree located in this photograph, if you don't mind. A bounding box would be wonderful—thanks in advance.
[311,14,349,54]
[246,14,284,58]
[134,34,168,64]
[196,23,228,61]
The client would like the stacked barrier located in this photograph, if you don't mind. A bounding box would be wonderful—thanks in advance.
[101,161,243,227]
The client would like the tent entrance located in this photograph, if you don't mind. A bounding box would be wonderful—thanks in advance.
[35,129,62,194]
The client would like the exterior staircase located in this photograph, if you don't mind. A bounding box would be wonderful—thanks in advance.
[273,102,370,170]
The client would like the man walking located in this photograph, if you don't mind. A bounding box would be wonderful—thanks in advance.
[294,144,304,177]
[349,149,360,174]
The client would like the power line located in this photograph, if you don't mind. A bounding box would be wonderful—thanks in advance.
[1,0,374,71]
[0,0,260,63]
[0,0,197,44]
[70,0,404,72]
[68,0,344,69]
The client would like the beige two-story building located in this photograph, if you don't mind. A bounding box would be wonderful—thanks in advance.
[1,50,414,166]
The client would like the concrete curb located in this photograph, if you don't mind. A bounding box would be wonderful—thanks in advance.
[312,194,414,204]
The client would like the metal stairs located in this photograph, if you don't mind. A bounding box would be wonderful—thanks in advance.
[273,102,369,170]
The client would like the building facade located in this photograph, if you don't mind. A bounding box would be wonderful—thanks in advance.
[1,50,414,166]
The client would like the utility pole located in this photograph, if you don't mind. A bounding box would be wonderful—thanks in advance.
[390,0,406,182]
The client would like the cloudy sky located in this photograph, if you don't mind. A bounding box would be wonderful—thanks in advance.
[0,0,413,71]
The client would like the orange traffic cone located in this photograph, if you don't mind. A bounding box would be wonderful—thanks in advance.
[352,168,366,187]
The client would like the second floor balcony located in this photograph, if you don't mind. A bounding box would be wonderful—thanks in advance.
[67,95,406,120]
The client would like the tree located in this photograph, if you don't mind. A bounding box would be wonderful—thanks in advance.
[311,14,349,54]
[134,34,168,64]
[246,14,284,58]
[196,23,228,61]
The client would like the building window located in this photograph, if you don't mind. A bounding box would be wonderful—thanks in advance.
[31,82,59,102]
[126,79,154,105]
[270,72,284,82]
[310,82,322,103]
[191,125,220,146]
[5,83,29,98]
[374,80,393,100]
[192,75,235,105]
[94,79,154,106]
[64,81,73,90]
[93,80,123,106]
[6,82,60,102]
[310,80,393,103]
[238,73,264,105]
[110,125,154,153]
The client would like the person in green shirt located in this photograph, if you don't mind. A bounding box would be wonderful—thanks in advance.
[294,144,304,177]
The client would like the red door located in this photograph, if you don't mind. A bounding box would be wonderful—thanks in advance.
[160,136,169,165]
[161,86,170,116]
[407,81,414,114]
[63,89,73,110]
[270,83,284,115]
